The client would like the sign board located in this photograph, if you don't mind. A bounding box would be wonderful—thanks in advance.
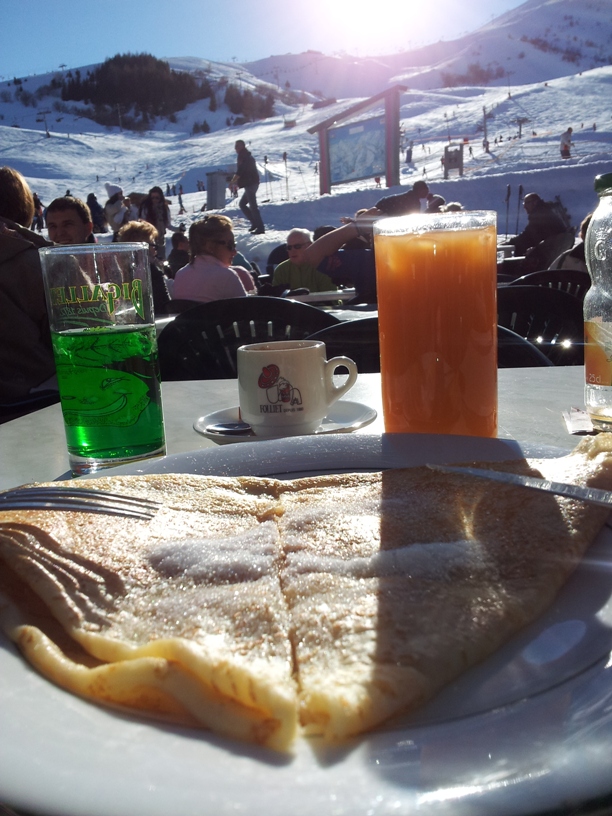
[328,116,386,185]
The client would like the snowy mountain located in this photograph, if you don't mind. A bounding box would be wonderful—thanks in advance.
[242,0,612,97]
[0,0,611,271]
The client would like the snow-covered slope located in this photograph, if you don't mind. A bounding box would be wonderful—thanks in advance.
[1,0,611,270]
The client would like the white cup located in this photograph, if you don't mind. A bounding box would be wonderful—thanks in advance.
[237,340,358,438]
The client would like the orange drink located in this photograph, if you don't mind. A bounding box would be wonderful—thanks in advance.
[373,211,497,436]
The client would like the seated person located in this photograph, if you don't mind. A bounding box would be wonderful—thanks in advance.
[173,215,251,304]
[0,165,56,403]
[266,242,289,276]
[272,223,366,294]
[116,221,171,315]
[45,196,95,245]
[507,193,566,257]
[426,194,446,213]
[167,231,190,278]
[319,248,377,304]
[550,213,592,273]
[443,201,464,212]
[368,180,429,217]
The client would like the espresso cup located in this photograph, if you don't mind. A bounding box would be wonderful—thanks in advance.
[237,340,358,438]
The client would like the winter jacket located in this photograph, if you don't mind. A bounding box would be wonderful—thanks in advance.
[235,148,260,188]
[510,201,566,256]
[105,198,128,233]
[0,218,56,402]
[375,188,423,216]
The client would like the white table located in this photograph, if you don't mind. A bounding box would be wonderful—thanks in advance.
[286,289,356,304]
[0,368,587,491]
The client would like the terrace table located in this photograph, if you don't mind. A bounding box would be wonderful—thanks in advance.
[0,367,587,491]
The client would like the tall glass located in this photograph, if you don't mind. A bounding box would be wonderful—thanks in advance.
[39,243,166,475]
[373,211,497,437]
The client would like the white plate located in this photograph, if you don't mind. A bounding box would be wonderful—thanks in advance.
[2,434,612,816]
[193,399,377,444]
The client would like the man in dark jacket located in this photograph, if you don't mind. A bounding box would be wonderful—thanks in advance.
[0,217,56,402]
[232,140,265,234]
[372,180,430,217]
[509,193,566,256]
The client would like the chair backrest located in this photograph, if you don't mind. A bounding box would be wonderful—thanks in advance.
[508,268,591,301]
[0,390,61,425]
[497,325,553,368]
[497,285,584,365]
[157,296,341,380]
[266,243,289,276]
[161,299,203,315]
[522,231,575,273]
[306,318,553,372]
[307,317,381,373]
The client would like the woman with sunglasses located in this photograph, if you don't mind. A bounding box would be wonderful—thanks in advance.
[173,215,254,304]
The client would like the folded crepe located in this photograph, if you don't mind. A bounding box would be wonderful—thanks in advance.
[2,434,612,752]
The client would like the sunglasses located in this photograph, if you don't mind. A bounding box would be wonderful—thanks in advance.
[286,242,309,251]
[213,238,237,251]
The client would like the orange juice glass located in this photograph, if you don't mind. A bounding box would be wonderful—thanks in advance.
[373,211,497,436]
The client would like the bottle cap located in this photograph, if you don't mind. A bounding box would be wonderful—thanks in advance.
[594,173,612,194]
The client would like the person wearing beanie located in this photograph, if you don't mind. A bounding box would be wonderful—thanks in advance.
[103,183,128,238]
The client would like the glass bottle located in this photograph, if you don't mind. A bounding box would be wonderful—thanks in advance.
[584,172,612,429]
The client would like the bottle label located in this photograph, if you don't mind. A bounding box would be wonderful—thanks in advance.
[585,320,612,386]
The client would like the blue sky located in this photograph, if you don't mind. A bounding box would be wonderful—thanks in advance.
[2,0,523,79]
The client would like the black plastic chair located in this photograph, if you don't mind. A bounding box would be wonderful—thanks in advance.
[497,285,584,365]
[508,268,591,301]
[0,389,61,425]
[520,232,575,273]
[266,243,289,276]
[157,296,341,380]
[307,318,552,372]
[497,326,553,367]
[307,318,381,373]
[160,299,203,315]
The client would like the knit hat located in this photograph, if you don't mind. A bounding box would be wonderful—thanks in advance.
[104,182,123,198]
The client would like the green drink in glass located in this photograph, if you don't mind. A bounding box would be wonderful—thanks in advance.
[40,243,166,475]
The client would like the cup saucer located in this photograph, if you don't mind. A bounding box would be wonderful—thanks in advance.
[193,400,377,444]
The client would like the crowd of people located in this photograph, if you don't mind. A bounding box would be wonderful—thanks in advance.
[0,158,592,411]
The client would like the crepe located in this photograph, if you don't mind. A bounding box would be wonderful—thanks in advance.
[2,435,612,752]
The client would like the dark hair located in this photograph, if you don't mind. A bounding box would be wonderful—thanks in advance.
[171,231,188,249]
[313,225,336,241]
[0,166,35,227]
[140,186,168,226]
[46,196,92,225]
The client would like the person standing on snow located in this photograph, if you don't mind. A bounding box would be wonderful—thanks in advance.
[232,140,265,235]
[560,127,573,159]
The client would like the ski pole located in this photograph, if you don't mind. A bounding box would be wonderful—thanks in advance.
[283,152,289,200]
[298,166,309,195]
[505,184,511,240]
[516,184,524,234]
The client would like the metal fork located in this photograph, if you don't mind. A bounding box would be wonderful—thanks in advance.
[0,485,160,520]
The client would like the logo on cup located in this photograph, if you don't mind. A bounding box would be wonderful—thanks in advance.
[257,364,302,408]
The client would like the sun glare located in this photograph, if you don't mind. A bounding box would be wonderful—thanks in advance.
[321,0,431,54]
